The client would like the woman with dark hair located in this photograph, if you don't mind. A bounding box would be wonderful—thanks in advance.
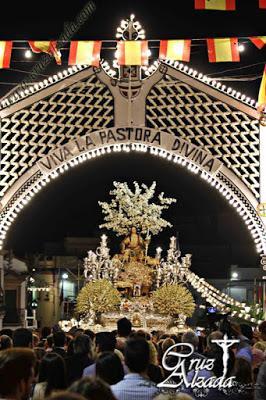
[66,334,93,384]
[32,352,67,400]
[69,376,116,400]
[96,352,124,385]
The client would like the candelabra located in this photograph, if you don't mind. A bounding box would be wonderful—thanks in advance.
[84,235,192,288]
[83,235,120,283]
[155,236,192,287]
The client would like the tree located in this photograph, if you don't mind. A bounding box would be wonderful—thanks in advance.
[152,284,195,317]
[76,279,121,323]
[99,181,176,237]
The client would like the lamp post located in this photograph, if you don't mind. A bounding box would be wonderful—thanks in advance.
[61,273,68,319]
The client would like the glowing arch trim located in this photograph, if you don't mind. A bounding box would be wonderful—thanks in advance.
[0,127,265,258]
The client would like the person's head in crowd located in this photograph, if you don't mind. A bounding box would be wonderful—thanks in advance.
[13,328,33,348]
[151,330,161,344]
[155,394,193,400]
[69,376,117,400]
[67,339,75,356]
[124,337,150,374]
[0,348,36,400]
[198,336,207,354]
[240,324,253,341]
[96,351,124,385]
[32,334,39,348]
[34,347,45,361]
[233,356,253,384]
[52,324,62,334]
[254,340,266,352]
[0,329,13,338]
[38,352,67,396]
[170,334,179,344]
[206,330,223,352]
[46,392,86,400]
[219,315,234,338]
[162,338,175,354]
[45,334,54,351]
[230,322,242,339]
[258,320,266,341]
[159,334,170,340]
[95,332,116,354]
[181,331,199,351]
[84,330,96,343]
[138,330,150,340]
[53,331,66,348]
[73,334,92,357]
[117,317,132,338]
[0,335,13,350]
[68,326,78,337]
[41,326,51,340]
[148,340,158,365]
[74,328,85,337]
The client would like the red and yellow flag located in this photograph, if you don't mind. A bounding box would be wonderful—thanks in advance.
[159,40,191,62]
[257,66,266,112]
[207,38,240,62]
[195,0,236,10]
[117,41,149,66]
[69,41,101,66]
[249,37,266,49]
[28,41,61,65]
[259,0,266,8]
[0,41,12,68]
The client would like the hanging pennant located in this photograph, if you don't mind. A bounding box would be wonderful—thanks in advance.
[0,41,12,68]
[159,40,191,62]
[207,38,240,62]
[116,41,149,66]
[259,0,266,8]
[69,41,102,66]
[28,41,61,65]
[195,0,236,10]
[257,65,266,112]
[249,37,266,49]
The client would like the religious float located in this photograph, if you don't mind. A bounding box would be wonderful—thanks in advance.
[68,181,263,332]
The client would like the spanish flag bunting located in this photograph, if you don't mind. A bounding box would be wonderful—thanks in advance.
[69,41,102,66]
[259,0,266,9]
[159,40,191,62]
[28,41,61,65]
[207,38,240,62]
[257,65,266,112]
[0,41,12,68]
[117,41,149,66]
[249,37,266,49]
[195,0,236,10]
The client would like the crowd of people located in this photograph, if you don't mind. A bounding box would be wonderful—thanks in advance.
[0,317,265,400]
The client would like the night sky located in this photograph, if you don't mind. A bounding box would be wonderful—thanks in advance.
[1,0,264,277]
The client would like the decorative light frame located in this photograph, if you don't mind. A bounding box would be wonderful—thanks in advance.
[0,142,265,257]
[0,48,260,111]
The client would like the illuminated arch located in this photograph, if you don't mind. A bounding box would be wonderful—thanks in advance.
[1,133,265,257]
